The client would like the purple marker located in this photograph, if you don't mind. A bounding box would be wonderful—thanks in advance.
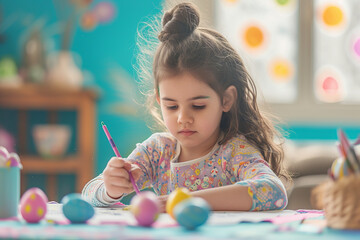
[101,121,140,194]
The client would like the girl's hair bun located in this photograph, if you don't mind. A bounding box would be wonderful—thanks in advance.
[158,2,200,43]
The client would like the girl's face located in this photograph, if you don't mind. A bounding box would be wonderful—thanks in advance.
[157,72,228,156]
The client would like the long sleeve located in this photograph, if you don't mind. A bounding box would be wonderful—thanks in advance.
[234,158,288,211]
[81,133,177,206]
[81,173,123,207]
[82,132,287,210]
[221,137,288,211]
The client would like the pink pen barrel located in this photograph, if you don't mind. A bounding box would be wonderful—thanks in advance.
[101,122,140,194]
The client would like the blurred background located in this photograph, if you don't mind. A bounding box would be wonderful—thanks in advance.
[0,0,359,208]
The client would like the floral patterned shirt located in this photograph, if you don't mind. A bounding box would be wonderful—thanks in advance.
[82,132,288,211]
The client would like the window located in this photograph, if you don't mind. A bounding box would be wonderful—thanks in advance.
[184,0,360,125]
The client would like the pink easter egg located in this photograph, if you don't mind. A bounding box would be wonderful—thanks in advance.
[6,153,21,168]
[20,187,48,223]
[0,146,9,159]
[130,191,160,227]
[0,146,10,166]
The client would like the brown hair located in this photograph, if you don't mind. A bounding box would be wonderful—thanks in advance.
[139,2,289,180]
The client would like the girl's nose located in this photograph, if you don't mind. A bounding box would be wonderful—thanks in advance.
[177,108,193,125]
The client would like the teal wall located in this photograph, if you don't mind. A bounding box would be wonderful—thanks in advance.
[0,0,162,200]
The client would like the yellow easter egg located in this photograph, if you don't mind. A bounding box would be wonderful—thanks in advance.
[166,188,192,219]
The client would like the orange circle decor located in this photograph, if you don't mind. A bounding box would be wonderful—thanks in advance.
[243,25,264,49]
[322,5,344,27]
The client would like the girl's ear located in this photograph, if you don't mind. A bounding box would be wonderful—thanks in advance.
[156,93,160,105]
[222,85,237,112]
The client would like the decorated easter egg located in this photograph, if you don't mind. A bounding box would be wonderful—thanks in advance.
[20,187,48,223]
[0,146,9,167]
[6,152,21,168]
[174,197,210,230]
[61,193,95,223]
[166,188,192,219]
[0,146,9,158]
[331,157,351,180]
[130,191,160,227]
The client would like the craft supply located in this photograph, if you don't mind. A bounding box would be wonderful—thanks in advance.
[166,188,192,219]
[0,146,22,219]
[0,146,22,168]
[19,187,48,223]
[324,174,360,230]
[337,129,360,173]
[173,197,210,230]
[61,193,95,223]
[130,191,160,227]
[101,121,140,194]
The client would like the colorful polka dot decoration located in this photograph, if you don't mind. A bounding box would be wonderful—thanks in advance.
[353,37,360,59]
[223,0,238,4]
[275,0,291,6]
[317,3,348,34]
[270,59,293,82]
[322,5,344,27]
[315,67,344,103]
[0,146,22,168]
[243,25,265,49]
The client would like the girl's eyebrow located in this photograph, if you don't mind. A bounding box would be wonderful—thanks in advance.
[161,96,210,101]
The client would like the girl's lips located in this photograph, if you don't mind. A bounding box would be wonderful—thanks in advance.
[179,130,196,136]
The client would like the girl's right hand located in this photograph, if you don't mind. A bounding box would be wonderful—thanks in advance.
[103,157,141,199]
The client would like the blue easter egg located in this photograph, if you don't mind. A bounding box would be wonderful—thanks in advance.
[173,197,211,230]
[61,193,95,223]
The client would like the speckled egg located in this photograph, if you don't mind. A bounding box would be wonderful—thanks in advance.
[331,157,351,180]
[20,187,48,223]
[61,193,95,223]
[174,197,211,230]
[130,191,160,227]
[166,188,192,219]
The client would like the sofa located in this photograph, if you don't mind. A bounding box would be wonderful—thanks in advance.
[283,140,338,210]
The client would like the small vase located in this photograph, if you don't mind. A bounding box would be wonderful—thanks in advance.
[47,51,83,89]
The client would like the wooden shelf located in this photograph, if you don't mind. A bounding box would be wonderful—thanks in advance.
[21,155,81,173]
[0,84,98,201]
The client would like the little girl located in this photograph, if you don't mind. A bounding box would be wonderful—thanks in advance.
[82,2,290,211]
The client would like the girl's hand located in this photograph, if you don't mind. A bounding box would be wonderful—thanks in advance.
[157,195,169,213]
[103,157,142,199]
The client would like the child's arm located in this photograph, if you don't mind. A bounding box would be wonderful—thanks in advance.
[191,184,252,211]
[82,133,167,206]
[180,158,287,211]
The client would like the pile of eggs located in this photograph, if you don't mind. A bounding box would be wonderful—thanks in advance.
[19,188,94,224]
[131,188,210,230]
[19,187,210,230]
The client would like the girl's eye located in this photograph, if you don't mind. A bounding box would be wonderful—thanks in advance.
[193,105,205,110]
[166,105,178,110]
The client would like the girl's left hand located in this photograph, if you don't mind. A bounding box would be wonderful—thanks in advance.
[157,195,168,213]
